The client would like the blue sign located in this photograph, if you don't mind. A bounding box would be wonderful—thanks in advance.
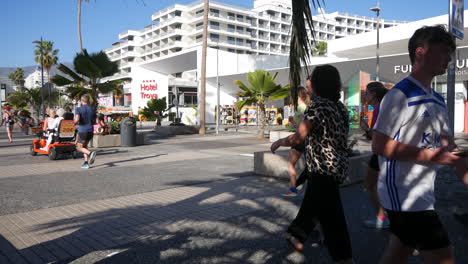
[450,0,464,39]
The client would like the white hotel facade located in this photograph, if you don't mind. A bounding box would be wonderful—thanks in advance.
[100,0,468,132]
[101,0,403,124]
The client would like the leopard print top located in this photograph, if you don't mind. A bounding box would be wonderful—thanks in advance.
[304,97,350,184]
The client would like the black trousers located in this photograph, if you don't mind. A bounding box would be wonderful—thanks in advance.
[287,172,352,262]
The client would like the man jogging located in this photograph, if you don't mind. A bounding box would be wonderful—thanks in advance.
[75,95,97,169]
[373,25,468,264]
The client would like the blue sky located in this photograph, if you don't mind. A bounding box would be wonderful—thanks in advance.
[2,0,453,67]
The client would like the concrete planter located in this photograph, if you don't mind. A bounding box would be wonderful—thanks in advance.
[89,134,121,148]
[254,150,371,186]
[269,130,294,142]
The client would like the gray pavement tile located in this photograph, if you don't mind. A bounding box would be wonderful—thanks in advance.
[54,237,84,258]
[28,244,59,264]
[18,248,44,264]
[0,254,11,264]
[5,250,27,264]
[70,233,106,252]
[42,242,70,261]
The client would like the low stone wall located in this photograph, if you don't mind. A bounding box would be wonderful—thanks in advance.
[269,130,294,142]
[89,134,121,148]
[254,150,371,186]
[153,125,199,136]
[89,132,148,148]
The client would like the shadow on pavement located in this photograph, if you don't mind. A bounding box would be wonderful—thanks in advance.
[2,171,467,263]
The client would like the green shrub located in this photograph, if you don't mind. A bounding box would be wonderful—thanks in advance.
[107,121,121,134]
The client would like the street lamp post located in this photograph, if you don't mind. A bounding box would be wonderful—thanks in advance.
[370,2,381,82]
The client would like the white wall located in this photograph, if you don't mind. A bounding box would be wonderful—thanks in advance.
[130,66,169,115]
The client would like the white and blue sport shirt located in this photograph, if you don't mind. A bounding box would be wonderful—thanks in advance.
[374,76,451,212]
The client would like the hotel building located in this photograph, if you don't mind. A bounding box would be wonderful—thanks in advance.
[101,0,403,122]
[100,0,467,132]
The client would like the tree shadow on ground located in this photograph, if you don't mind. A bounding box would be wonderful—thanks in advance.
[2,171,467,263]
[91,154,167,169]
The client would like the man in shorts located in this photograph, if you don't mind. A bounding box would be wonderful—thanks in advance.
[74,95,97,169]
[373,25,468,264]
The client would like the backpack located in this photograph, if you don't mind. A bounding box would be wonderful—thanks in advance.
[6,114,14,125]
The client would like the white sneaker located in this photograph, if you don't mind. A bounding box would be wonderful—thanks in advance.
[363,217,390,229]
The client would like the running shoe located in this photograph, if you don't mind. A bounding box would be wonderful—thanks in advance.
[89,151,97,165]
[81,163,90,169]
[282,187,298,197]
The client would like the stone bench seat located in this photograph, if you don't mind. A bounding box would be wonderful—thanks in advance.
[254,150,371,186]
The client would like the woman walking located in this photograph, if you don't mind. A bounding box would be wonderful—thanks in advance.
[1,106,15,143]
[361,82,389,229]
[282,86,311,196]
[271,65,353,263]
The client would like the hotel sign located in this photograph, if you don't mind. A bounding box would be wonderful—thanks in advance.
[140,79,158,99]
[450,0,464,39]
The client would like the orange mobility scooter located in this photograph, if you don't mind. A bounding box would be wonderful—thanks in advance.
[30,119,78,160]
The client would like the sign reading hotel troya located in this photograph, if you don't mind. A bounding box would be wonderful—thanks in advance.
[450,0,464,39]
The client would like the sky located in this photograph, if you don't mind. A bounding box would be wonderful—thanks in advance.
[1,0,453,68]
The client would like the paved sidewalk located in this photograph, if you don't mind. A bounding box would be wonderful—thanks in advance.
[1,171,467,264]
[1,130,467,263]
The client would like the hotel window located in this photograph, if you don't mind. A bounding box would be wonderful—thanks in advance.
[228,48,235,52]
[228,36,235,45]
[210,8,219,17]
[210,21,219,30]
[196,22,203,30]
[228,24,235,32]
[228,12,235,20]
[174,10,182,16]
[236,26,244,33]
[210,34,220,41]
[195,9,203,15]
[236,38,244,46]
[236,14,244,22]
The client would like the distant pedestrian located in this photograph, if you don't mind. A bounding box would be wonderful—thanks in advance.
[1,106,15,143]
[271,65,354,263]
[63,106,74,121]
[281,86,310,197]
[361,82,389,229]
[74,95,97,169]
[373,25,468,264]
[18,110,33,135]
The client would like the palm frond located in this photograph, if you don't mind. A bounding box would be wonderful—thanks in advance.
[56,63,85,83]
[74,50,101,79]
[289,0,322,108]
[51,74,74,86]
[268,85,291,100]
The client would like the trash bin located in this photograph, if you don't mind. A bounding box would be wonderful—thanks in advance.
[120,117,137,147]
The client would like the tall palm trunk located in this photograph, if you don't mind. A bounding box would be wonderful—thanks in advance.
[257,103,266,138]
[199,0,209,135]
[78,0,83,53]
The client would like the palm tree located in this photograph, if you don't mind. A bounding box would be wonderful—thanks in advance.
[289,0,322,107]
[199,0,209,135]
[78,0,91,53]
[235,70,290,138]
[34,40,59,107]
[312,41,327,56]
[36,41,59,83]
[8,68,25,91]
[51,49,130,110]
